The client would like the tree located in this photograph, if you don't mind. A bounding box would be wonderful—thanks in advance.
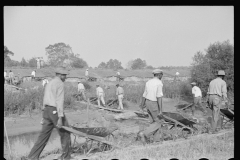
[4,46,14,66]
[131,58,147,70]
[106,59,123,70]
[71,57,88,68]
[45,42,73,67]
[98,62,107,69]
[191,40,234,96]
[146,65,154,69]
[28,58,37,68]
[4,46,14,60]
[20,57,28,67]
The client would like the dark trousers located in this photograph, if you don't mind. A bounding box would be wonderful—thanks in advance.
[28,106,71,160]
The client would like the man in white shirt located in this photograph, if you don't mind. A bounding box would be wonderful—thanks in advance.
[96,84,106,107]
[116,71,120,81]
[191,82,207,116]
[4,70,7,84]
[116,84,124,110]
[77,81,87,102]
[138,69,164,144]
[42,79,49,88]
[31,70,36,80]
[85,69,89,80]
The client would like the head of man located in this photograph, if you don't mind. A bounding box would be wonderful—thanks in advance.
[217,70,225,79]
[152,69,163,80]
[78,80,82,84]
[55,68,69,82]
[96,84,99,87]
[116,84,119,87]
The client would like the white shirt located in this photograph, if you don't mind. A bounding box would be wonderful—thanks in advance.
[31,71,36,77]
[192,86,202,97]
[78,83,85,91]
[96,87,104,96]
[143,77,163,101]
[85,71,89,76]
[117,72,120,76]
[42,79,49,87]
[4,72,7,78]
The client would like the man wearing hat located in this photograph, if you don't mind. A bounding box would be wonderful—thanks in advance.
[116,84,124,110]
[28,67,73,160]
[77,80,87,102]
[96,84,106,107]
[207,70,228,134]
[85,69,89,80]
[138,69,164,144]
[190,82,208,117]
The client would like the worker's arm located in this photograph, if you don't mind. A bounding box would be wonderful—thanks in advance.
[139,97,146,110]
[55,82,64,118]
[222,81,228,102]
[139,84,147,110]
[157,97,163,115]
[156,83,164,115]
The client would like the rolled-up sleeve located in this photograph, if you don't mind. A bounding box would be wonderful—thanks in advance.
[222,81,228,99]
[156,83,163,97]
[56,82,64,117]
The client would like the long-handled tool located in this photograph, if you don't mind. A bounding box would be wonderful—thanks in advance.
[4,120,12,159]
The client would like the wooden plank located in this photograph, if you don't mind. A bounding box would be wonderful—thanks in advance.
[62,126,122,149]
[177,103,193,111]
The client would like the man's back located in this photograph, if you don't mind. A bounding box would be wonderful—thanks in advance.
[143,78,163,101]
[208,77,227,97]
[192,86,202,97]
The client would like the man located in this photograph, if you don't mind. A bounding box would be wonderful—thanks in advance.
[207,70,228,134]
[85,69,89,80]
[190,82,208,116]
[77,80,87,102]
[138,69,164,144]
[37,58,40,69]
[31,70,36,81]
[42,78,49,88]
[27,67,73,160]
[8,70,14,85]
[116,84,124,110]
[116,71,120,82]
[4,70,7,84]
[96,84,106,107]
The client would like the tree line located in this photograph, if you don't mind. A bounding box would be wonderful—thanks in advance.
[4,39,234,97]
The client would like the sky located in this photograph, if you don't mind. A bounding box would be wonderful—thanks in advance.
[4,6,234,68]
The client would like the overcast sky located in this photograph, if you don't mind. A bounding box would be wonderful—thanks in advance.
[4,6,233,68]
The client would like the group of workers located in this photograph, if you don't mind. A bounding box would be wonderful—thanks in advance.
[77,80,124,110]
[4,70,21,85]
[24,67,229,160]
[138,69,229,143]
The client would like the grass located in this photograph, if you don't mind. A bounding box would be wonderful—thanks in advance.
[4,79,194,116]
[77,131,234,160]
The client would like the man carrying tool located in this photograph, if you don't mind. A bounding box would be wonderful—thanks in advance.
[116,84,124,110]
[96,84,106,107]
[207,70,228,134]
[138,69,164,144]
[190,82,208,117]
[77,80,87,102]
[27,67,73,160]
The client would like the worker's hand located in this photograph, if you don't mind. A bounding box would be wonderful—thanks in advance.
[56,117,63,128]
